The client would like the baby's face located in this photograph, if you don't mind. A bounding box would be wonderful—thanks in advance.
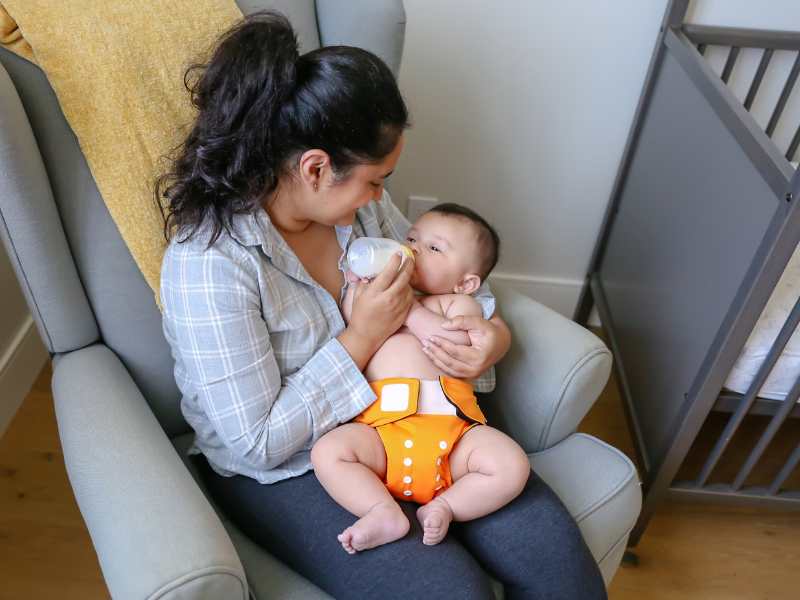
[404,211,483,295]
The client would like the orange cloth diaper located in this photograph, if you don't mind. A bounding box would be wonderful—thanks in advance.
[355,377,487,504]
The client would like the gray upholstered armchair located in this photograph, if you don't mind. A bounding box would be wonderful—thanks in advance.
[0,1,640,598]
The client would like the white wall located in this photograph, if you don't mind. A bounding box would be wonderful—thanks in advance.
[393,0,668,318]
[392,0,800,320]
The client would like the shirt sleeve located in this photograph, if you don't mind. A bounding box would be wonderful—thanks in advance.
[374,190,498,392]
[161,244,376,472]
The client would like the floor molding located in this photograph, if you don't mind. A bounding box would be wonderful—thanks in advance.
[0,316,48,438]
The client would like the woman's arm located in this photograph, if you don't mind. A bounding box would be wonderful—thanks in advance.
[163,245,377,472]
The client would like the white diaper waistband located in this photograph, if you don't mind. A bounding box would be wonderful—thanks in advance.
[417,379,457,416]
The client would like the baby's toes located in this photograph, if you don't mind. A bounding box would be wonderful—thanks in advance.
[338,528,356,554]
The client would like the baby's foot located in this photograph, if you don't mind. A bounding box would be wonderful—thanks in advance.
[337,501,410,554]
[416,497,454,546]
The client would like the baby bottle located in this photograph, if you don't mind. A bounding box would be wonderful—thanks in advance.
[346,237,415,279]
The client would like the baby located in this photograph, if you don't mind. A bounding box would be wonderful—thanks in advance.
[311,203,531,554]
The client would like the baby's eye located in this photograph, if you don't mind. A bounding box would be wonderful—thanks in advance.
[406,236,416,243]
[430,245,441,253]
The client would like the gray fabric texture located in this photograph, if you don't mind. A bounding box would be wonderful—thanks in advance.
[487,283,614,452]
[52,344,247,600]
[316,0,406,76]
[0,55,98,355]
[530,433,642,586]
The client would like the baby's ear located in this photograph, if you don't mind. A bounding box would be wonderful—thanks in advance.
[454,273,481,295]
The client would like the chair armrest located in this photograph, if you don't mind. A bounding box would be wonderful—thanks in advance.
[52,344,247,600]
[486,282,612,452]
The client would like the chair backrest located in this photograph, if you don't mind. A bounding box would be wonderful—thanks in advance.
[0,0,406,437]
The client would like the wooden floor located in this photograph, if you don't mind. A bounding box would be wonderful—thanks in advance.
[1,330,799,599]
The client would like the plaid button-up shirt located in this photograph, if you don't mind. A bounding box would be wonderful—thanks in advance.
[160,190,496,483]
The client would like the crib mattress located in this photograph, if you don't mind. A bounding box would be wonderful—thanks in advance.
[723,235,800,402]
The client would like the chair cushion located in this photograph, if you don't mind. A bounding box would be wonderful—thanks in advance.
[173,434,333,600]
[530,432,641,585]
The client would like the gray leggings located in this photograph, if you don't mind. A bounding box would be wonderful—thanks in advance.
[196,455,607,599]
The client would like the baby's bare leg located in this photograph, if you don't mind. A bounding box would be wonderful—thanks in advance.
[416,425,531,545]
[311,423,409,553]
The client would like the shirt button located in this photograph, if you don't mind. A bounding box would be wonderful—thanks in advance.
[403,457,412,467]
[403,490,413,496]
[403,475,412,484]
[404,439,413,448]
[439,441,447,450]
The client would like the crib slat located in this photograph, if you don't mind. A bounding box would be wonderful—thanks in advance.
[744,48,774,110]
[787,123,800,162]
[769,441,800,495]
[696,295,800,487]
[721,46,740,83]
[766,51,800,137]
[731,371,800,490]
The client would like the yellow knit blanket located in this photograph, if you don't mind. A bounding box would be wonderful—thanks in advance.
[0,1,243,310]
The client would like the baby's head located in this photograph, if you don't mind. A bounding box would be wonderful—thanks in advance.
[405,203,500,296]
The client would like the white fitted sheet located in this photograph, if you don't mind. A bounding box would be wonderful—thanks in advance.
[723,238,800,402]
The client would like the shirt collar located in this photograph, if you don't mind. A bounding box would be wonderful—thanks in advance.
[226,208,355,284]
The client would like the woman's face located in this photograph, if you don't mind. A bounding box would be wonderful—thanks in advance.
[318,134,405,227]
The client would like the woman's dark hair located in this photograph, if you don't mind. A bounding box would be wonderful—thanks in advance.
[429,203,501,280]
[155,10,411,247]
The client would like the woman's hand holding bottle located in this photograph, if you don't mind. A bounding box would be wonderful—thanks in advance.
[337,252,414,369]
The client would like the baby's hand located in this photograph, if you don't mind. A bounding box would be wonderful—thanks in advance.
[340,271,364,325]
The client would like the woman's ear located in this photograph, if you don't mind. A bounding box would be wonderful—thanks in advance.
[298,148,330,191]
[454,273,481,295]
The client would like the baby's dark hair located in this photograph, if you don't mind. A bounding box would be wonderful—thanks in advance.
[428,203,500,281]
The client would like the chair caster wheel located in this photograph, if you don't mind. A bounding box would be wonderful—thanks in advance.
[622,550,639,566]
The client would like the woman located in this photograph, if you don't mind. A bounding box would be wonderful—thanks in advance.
[157,10,606,600]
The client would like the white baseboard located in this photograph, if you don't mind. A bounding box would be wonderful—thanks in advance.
[0,316,49,439]
[488,271,601,327]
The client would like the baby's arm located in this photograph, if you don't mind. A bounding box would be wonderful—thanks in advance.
[404,294,482,346]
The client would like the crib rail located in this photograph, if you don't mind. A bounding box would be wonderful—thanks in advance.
[671,295,800,504]
[684,25,800,162]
